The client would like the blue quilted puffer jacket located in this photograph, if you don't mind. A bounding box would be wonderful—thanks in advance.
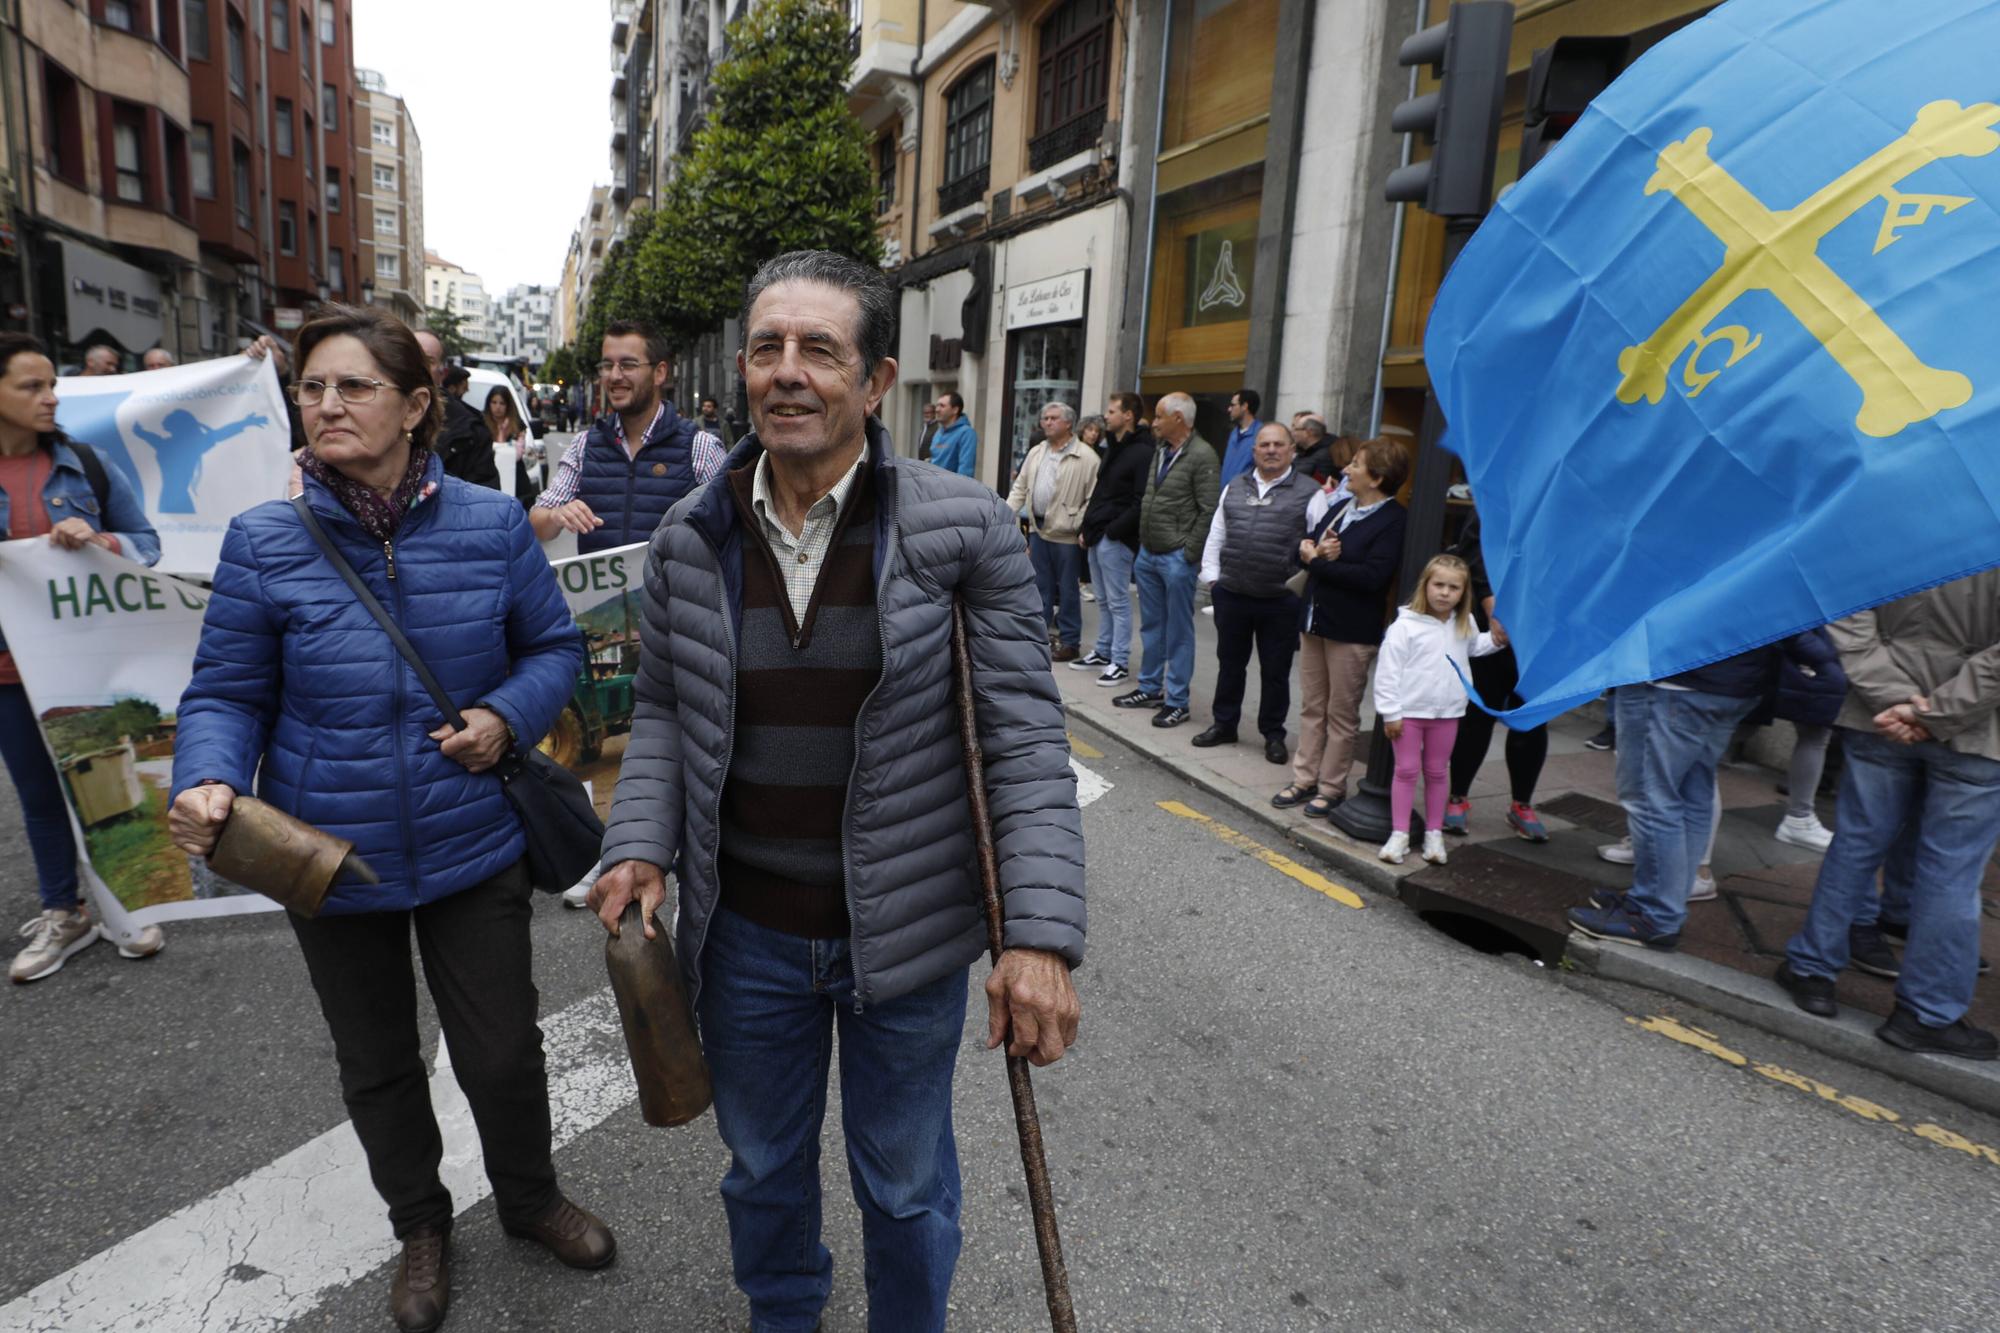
[172,454,583,913]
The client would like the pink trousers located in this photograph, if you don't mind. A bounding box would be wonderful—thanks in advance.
[1391,717,1460,832]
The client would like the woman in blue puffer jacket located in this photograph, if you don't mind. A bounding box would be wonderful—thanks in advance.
[165,306,612,1331]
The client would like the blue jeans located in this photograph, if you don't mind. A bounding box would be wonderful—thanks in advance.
[1086,539,1136,667]
[1786,729,2000,1026]
[1614,683,1756,934]
[1853,819,1918,928]
[1028,533,1084,650]
[698,907,968,1332]
[0,683,79,911]
[1134,547,1199,708]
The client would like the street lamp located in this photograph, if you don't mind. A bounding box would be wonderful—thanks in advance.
[360,282,375,306]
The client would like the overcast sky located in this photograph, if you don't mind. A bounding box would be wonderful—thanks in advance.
[352,0,610,297]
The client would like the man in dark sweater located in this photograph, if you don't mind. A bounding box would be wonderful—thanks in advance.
[1195,423,1316,762]
[1071,391,1152,687]
[591,251,1083,1331]
[414,331,501,490]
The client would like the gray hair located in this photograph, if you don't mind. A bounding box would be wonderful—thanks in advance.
[739,250,897,380]
[1156,392,1196,427]
[1078,413,1107,438]
[1041,401,1077,426]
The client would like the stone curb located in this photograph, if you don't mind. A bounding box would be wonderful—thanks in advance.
[1064,703,2000,1120]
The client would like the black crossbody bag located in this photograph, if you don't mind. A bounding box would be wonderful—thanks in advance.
[290,495,604,894]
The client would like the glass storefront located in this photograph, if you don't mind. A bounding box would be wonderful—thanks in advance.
[1004,322,1083,493]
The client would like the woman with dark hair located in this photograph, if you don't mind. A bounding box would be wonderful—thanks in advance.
[165,305,610,1333]
[483,384,540,508]
[0,333,165,984]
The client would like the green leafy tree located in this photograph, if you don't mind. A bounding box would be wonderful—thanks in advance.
[423,306,475,360]
[636,0,882,343]
[541,344,582,386]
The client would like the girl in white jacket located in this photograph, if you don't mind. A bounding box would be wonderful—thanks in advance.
[1375,554,1506,866]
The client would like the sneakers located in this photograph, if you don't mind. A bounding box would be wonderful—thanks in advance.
[1379,831,1410,865]
[1567,898,1679,950]
[1506,803,1549,843]
[10,908,101,983]
[1111,687,1163,709]
[1094,664,1130,687]
[1596,837,1634,865]
[1773,813,1834,852]
[1687,872,1717,903]
[1774,961,1837,1017]
[1441,799,1471,836]
[1152,706,1191,728]
[1420,830,1448,865]
[562,863,604,910]
[1583,726,1615,752]
[1081,586,1096,602]
[1877,1006,1999,1061]
[1846,924,1899,978]
[116,925,165,960]
[1068,651,1112,671]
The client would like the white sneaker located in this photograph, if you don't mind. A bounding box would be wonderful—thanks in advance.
[562,863,604,909]
[1379,831,1410,865]
[10,909,100,983]
[1421,830,1448,865]
[1596,837,1634,865]
[1688,872,1718,902]
[116,925,165,959]
[1774,813,1834,852]
[1081,587,1096,602]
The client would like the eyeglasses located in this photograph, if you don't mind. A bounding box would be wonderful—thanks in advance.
[596,359,653,376]
[289,376,393,406]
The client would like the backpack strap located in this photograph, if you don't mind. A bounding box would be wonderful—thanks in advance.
[67,441,112,512]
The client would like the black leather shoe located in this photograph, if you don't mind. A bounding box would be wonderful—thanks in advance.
[1190,725,1237,747]
[390,1226,450,1332]
[504,1196,618,1269]
[1773,962,1837,1018]
[1877,1006,1998,1061]
[1152,706,1191,728]
[1264,735,1289,764]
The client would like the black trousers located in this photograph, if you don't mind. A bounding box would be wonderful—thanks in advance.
[288,859,558,1238]
[1448,644,1549,804]
[1211,584,1301,738]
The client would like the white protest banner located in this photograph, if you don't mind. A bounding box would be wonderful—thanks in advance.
[0,539,279,933]
[54,355,293,576]
[540,543,646,813]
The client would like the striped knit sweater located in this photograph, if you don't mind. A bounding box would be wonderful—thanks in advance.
[718,466,882,937]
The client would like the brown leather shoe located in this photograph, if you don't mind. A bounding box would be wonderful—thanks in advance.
[1052,644,1080,663]
[503,1195,617,1269]
[389,1225,450,1332]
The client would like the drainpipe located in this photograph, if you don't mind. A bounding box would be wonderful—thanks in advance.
[905,0,926,264]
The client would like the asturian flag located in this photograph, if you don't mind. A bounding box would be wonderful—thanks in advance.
[1427,0,2000,728]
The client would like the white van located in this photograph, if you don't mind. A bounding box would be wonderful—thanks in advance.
[457,366,543,498]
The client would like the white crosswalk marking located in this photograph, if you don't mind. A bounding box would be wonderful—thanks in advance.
[0,759,1111,1332]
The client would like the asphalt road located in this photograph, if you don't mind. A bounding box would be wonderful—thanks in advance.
[3,729,1998,1331]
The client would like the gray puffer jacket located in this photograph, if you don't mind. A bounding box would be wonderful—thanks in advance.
[600,421,1086,1008]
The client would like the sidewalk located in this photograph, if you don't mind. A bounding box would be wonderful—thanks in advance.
[1060,585,2000,1115]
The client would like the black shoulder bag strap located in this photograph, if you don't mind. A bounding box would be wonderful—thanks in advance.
[289,494,466,729]
[69,441,113,512]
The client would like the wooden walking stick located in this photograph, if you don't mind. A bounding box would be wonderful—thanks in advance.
[949,594,1080,1333]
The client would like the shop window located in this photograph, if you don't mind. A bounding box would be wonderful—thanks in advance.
[1006,326,1083,492]
[275,99,294,157]
[1160,0,1278,152]
[112,102,149,204]
[279,201,297,255]
[232,138,252,228]
[939,61,993,214]
[1144,175,1260,373]
[875,131,897,216]
[43,62,85,186]
[192,122,215,198]
[270,0,289,51]
[226,11,247,96]
[185,0,209,61]
[1031,0,1113,171]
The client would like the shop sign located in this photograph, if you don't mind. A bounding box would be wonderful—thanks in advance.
[59,238,164,352]
[274,307,305,330]
[1005,268,1089,331]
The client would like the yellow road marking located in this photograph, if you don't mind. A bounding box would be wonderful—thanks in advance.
[1628,1014,2000,1167]
[1157,800,1364,910]
[1067,733,1104,760]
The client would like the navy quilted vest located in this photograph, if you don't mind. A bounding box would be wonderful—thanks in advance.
[576,404,700,553]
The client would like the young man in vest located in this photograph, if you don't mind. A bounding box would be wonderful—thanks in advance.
[1195,422,1315,762]
[590,251,1083,1331]
[530,320,725,551]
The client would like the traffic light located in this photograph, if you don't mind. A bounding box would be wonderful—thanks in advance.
[1384,2,1515,218]
[1517,36,1631,179]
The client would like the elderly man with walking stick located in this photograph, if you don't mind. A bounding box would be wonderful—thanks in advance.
[590,250,1085,1332]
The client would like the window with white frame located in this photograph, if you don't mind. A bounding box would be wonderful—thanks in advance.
[376,250,399,279]
[371,119,394,148]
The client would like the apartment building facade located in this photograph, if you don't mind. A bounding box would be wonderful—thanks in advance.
[424,250,488,349]
[489,283,552,363]
[352,66,422,323]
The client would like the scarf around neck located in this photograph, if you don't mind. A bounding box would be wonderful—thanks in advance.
[299,444,436,543]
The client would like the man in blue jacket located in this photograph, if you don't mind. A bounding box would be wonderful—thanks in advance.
[591,251,1083,1332]
[927,389,977,478]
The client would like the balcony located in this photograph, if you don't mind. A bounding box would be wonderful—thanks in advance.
[612,0,637,48]
[1028,108,1106,174]
[611,103,630,151]
[937,165,988,216]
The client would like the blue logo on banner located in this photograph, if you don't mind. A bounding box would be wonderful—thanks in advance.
[56,396,272,515]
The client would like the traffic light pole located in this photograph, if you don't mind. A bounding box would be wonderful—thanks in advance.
[1327,218,1476,848]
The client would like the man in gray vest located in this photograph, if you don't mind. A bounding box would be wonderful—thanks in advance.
[1194,422,1315,763]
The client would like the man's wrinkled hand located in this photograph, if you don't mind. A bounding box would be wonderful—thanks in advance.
[1874,700,1932,745]
[985,947,1080,1067]
[590,860,668,938]
[167,782,236,857]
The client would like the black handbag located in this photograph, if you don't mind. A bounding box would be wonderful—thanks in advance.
[291,495,605,894]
